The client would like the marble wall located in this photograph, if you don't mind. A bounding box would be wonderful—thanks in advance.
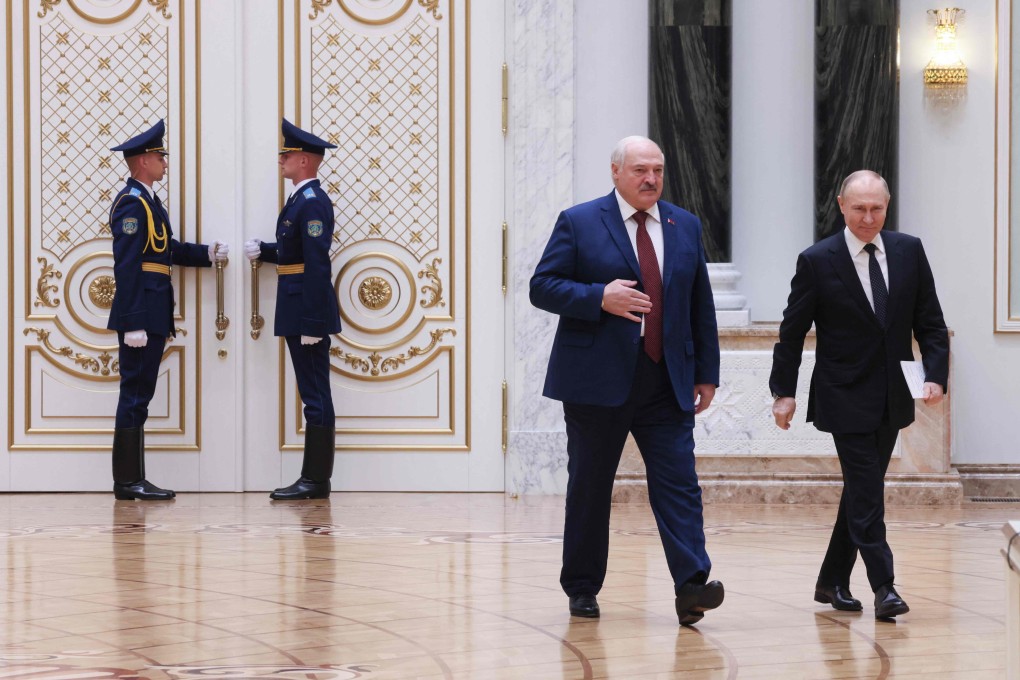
[506,0,574,495]
[815,0,899,239]
[649,0,732,262]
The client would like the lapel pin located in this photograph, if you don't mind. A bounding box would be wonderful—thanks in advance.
[667,217,675,225]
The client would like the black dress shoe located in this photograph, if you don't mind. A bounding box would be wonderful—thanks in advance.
[568,594,600,618]
[675,580,725,625]
[814,584,863,611]
[113,479,175,501]
[270,476,330,500]
[874,584,909,619]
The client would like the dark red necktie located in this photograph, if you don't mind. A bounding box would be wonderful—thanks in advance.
[634,211,663,363]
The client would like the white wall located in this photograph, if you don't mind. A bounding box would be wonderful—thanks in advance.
[572,0,1018,465]
[574,2,648,202]
[731,0,814,322]
[900,0,1020,464]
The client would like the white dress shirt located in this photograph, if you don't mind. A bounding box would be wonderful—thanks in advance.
[289,178,314,200]
[843,226,888,312]
[615,190,664,336]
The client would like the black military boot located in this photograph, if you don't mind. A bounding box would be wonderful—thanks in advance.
[270,424,334,500]
[112,427,175,501]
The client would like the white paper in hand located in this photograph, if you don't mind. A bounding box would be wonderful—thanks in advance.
[900,360,925,398]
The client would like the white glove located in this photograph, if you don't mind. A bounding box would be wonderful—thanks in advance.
[244,238,262,261]
[301,335,322,345]
[124,330,148,348]
[209,240,229,262]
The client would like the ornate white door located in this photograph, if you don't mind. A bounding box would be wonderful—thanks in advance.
[1,0,505,492]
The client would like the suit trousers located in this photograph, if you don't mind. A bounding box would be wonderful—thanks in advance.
[115,333,167,428]
[560,352,710,597]
[818,424,899,592]
[285,335,335,427]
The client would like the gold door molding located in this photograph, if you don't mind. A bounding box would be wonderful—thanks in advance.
[279,0,469,450]
[7,0,203,450]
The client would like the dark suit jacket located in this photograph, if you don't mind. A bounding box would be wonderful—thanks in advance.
[769,230,949,433]
[107,178,211,337]
[258,179,342,338]
[530,191,720,410]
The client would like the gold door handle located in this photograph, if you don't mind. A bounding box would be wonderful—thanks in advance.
[250,260,264,340]
[214,246,229,341]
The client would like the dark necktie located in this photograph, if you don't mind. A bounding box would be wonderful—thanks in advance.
[634,211,663,362]
[863,243,888,326]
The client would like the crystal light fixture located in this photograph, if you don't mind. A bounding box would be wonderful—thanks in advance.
[924,8,966,86]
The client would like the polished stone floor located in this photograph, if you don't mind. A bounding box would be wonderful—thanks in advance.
[0,493,1013,679]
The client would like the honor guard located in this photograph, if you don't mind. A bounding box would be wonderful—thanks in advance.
[245,119,341,500]
[107,119,229,501]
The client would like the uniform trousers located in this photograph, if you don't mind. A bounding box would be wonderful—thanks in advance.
[115,333,166,428]
[560,351,710,597]
[285,335,335,426]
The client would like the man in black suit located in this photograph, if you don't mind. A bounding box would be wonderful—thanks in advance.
[531,136,723,625]
[769,170,949,619]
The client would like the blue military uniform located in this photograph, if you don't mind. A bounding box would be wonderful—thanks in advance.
[107,119,213,500]
[253,119,341,500]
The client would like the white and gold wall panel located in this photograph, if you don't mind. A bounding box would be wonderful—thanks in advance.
[7,0,202,451]
[279,0,467,451]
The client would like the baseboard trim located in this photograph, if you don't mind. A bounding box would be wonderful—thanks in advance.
[613,471,964,505]
[954,464,1020,499]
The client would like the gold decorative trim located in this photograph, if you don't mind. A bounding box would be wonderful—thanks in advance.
[33,256,62,308]
[147,0,171,20]
[358,276,392,309]
[418,257,445,308]
[331,327,453,378]
[37,0,61,19]
[88,275,116,309]
[310,0,331,20]
[18,347,193,446]
[417,0,442,21]
[11,0,203,452]
[287,347,462,449]
[63,0,145,25]
[337,252,416,334]
[23,327,118,376]
[282,0,470,451]
[335,0,413,25]
[63,251,116,335]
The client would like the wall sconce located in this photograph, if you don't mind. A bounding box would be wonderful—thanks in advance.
[924,8,967,86]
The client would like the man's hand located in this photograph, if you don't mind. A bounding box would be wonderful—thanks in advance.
[922,382,944,406]
[124,330,148,348]
[301,336,322,346]
[773,396,797,430]
[244,238,262,261]
[693,384,716,415]
[208,240,230,262]
[601,279,651,322]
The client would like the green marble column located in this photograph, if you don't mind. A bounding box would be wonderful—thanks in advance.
[815,0,899,239]
[649,0,731,263]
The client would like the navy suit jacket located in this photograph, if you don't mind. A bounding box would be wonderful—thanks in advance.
[769,230,949,433]
[530,191,720,410]
[107,178,210,337]
[258,179,342,338]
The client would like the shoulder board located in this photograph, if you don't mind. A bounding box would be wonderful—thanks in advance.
[129,187,142,197]
[303,187,316,199]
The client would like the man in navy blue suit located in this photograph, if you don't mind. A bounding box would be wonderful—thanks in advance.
[245,119,341,500]
[530,136,723,625]
[770,170,949,619]
[107,119,228,501]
